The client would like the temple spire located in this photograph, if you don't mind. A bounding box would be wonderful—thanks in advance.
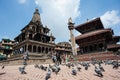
[31,8,42,24]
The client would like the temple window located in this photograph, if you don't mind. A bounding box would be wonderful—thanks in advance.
[32,26,35,32]
[46,48,48,53]
[34,33,41,41]
[42,47,45,53]
[38,46,41,53]
[29,34,32,40]
[33,46,36,52]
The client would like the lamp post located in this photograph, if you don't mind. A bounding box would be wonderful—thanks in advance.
[68,17,77,56]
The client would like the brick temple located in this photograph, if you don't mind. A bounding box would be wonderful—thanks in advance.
[75,17,120,54]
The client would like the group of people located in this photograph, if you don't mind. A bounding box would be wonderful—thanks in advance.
[51,52,71,65]
[52,53,62,65]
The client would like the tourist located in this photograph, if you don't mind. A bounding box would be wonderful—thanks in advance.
[65,55,69,65]
[62,54,66,64]
[23,51,29,65]
[56,53,62,65]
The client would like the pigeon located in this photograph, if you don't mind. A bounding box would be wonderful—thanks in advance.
[45,69,51,80]
[49,64,52,69]
[55,65,61,72]
[67,63,71,69]
[50,65,60,75]
[71,67,77,75]
[94,66,103,77]
[77,66,81,71]
[113,62,119,69]
[51,66,56,72]
[34,64,39,68]
[99,65,105,72]
[71,63,74,67]
[19,66,26,74]
[85,65,88,70]
[23,60,27,65]
[44,67,48,71]
[40,65,47,71]
[54,67,59,75]
[2,65,5,69]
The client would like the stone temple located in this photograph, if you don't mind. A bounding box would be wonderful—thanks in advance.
[13,8,56,55]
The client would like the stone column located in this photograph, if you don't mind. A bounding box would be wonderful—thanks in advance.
[68,17,77,56]
[26,43,28,52]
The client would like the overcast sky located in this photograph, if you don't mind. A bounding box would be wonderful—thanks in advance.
[0,0,120,43]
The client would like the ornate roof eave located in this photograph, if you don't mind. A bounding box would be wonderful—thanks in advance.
[21,21,44,33]
[75,17,104,32]
[21,21,36,31]
[50,33,56,39]
[44,26,50,31]
[14,32,23,40]
[112,35,120,43]
[75,29,112,40]
[21,25,28,32]
[107,44,120,49]
[52,36,56,40]
[113,36,120,39]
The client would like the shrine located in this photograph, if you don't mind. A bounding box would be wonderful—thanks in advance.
[75,17,120,54]
[13,8,55,54]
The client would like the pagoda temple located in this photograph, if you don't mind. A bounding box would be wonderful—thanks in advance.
[13,8,55,54]
[75,17,120,54]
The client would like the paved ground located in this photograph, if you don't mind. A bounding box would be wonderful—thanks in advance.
[0,63,120,80]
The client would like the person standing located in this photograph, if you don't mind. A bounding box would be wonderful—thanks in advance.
[66,55,69,65]
[23,51,29,65]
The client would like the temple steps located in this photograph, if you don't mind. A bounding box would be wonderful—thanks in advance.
[0,53,52,65]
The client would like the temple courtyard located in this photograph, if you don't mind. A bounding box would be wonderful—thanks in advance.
[0,62,120,80]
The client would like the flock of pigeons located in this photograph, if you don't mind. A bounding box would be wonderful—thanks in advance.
[17,59,120,80]
[0,59,119,80]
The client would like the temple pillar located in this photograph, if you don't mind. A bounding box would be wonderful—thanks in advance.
[68,17,77,55]
[25,43,28,52]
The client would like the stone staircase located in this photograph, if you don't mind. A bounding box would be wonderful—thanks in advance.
[0,53,52,65]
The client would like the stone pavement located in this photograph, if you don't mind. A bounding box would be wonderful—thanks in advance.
[0,64,120,80]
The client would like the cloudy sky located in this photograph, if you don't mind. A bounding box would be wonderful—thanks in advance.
[0,0,120,43]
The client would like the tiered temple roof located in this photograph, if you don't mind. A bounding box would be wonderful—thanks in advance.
[75,17,120,53]
[75,29,112,40]
[75,18,104,34]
